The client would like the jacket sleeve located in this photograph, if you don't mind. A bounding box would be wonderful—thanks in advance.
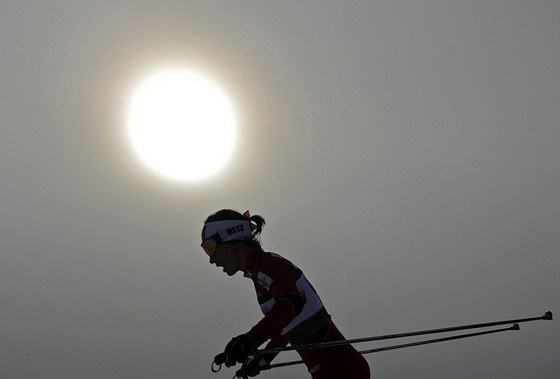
[250,274,306,340]
[265,329,289,350]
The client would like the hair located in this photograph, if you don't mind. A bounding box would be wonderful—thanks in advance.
[204,209,266,243]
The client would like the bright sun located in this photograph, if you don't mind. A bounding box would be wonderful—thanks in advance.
[126,67,237,182]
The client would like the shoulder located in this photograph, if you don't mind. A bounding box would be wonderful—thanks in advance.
[246,252,301,280]
[254,252,303,281]
[254,253,301,294]
[258,252,293,270]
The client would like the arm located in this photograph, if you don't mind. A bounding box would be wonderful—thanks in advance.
[250,282,306,340]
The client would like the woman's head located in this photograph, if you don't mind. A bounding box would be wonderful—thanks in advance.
[205,209,265,232]
[201,209,265,275]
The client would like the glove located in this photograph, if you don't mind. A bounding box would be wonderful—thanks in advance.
[235,353,276,378]
[223,331,266,367]
[213,352,229,367]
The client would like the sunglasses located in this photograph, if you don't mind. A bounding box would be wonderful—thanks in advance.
[201,234,222,257]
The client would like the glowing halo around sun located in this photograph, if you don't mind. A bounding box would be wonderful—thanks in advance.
[126,67,237,182]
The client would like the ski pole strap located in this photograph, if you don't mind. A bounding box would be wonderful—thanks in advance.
[255,311,552,356]
[211,361,222,373]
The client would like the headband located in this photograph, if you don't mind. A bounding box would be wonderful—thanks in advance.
[201,219,253,243]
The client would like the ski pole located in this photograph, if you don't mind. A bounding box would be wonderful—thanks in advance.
[261,323,520,371]
[256,311,552,355]
[214,311,552,375]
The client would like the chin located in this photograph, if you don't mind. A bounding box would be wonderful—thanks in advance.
[227,268,241,276]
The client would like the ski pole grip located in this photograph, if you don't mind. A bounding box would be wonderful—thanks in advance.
[543,311,553,320]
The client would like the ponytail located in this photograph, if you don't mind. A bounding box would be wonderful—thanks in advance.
[249,214,266,236]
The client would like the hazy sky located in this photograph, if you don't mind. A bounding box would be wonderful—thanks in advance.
[1,1,559,378]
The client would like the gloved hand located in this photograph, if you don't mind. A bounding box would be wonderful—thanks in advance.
[222,331,266,367]
[235,353,276,378]
[213,352,230,367]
